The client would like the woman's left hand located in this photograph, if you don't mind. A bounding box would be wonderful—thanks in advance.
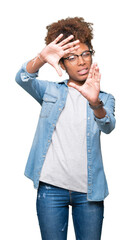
[68,63,101,105]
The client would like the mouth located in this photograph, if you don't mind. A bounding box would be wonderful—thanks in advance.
[77,68,89,76]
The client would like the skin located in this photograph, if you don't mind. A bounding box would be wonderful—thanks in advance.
[26,34,80,75]
[60,43,103,105]
[60,43,92,85]
[59,42,106,118]
[26,34,106,118]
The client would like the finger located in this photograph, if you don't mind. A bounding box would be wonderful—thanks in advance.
[53,34,64,44]
[53,63,63,76]
[94,66,101,83]
[97,73,101,82]
[64,44,80,55]
[88,63,95,78]
[58,35,74,46]
[94,66,100,80]
[62,40,80,50]
[68,81,81,92]
[91,63,98,79]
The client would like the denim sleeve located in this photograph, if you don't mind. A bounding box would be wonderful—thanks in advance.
[15,60,48,105]
[93,93,116,134]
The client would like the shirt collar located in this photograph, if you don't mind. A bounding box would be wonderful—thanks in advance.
[57,79,69,88]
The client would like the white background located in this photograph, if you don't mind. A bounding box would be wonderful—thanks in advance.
[0,0,131,239]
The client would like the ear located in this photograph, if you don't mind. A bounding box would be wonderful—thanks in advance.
[59,60,66,71]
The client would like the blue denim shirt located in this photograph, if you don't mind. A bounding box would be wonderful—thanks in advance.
[15,61,116,201]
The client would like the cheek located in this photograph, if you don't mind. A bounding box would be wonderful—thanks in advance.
[65,66,76,76]
[88,58,92,65]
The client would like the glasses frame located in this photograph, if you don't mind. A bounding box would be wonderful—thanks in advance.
[62,50,93,62]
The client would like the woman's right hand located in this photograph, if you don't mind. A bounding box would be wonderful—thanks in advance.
[40,34,80,76]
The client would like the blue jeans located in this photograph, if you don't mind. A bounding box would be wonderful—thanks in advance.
[36,182,104,240]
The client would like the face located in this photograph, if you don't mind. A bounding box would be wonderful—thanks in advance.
[60,43,92,86]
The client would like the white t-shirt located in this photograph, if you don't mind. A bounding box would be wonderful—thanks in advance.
[39,86,88,193]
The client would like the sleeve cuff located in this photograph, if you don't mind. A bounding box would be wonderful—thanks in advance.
[21,60,39,82]
[93,108,111,125]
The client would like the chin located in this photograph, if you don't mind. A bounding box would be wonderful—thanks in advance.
[70,73,88,84]
[74,79,86,86]
[77,75,88,82]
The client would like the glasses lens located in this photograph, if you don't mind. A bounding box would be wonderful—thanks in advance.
[68,55,77,62]
[64,51,92,64]
[82,51,92,59]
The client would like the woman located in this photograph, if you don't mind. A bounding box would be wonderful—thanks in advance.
[15,17,116,240]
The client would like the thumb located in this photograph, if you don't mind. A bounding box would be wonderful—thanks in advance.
[68,81,81,91]
[54,63,62,77]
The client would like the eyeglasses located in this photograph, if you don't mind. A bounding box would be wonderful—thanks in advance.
[62,50,93,64]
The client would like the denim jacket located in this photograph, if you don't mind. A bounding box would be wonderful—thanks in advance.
[15,61,116,201]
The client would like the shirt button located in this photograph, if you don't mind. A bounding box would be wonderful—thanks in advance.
[59,108,62,111]
[88,149,91,153]
[48,140,50,142]
[52,124,55,127]
[87,133,90,136]
[88,117,90,120]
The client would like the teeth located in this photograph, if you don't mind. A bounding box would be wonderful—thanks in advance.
[79,68,87,72]
[78,68,88,75]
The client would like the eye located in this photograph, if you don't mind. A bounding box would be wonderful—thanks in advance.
[68,55,76,61]
[82,51,90,57]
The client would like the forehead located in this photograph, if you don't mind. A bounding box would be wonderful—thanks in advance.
[64,42,90,57]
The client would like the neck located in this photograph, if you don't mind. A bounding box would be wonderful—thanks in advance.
[67,79,86,86]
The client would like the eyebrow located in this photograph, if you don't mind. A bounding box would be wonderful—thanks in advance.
[68,50,89,56]
[67,52,76,55]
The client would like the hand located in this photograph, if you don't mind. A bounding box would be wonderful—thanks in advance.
[40,34,80,76]
[68,63,101,104]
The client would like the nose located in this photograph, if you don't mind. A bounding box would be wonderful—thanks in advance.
[77,56,85,65]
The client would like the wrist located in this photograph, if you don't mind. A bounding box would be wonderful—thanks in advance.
[89,99,104,110]
[38,52,47,64]
[89,98,101,106]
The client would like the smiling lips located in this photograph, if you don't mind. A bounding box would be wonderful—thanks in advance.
[77,68,88,75]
